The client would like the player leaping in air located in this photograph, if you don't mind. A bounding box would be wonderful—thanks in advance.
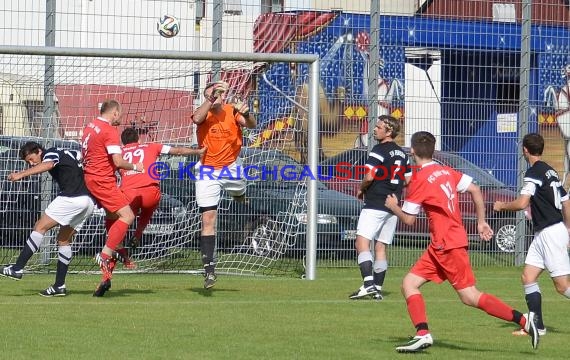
[1,141,95,297]
[191,80,256,289]
[116,127,205,266]
[81,99,143,297]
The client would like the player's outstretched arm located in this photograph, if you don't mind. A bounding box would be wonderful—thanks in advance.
[192,81,229,125]
[168,146,206,156]
[493,194,530,212]
[112,153,143,173]
[385,194,417,226]
[191,101,212,125]
[8,161,54,181]
[232,98,257,129]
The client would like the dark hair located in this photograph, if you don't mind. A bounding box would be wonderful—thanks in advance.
[378,115,401,138]
[121,127,139,145]
[522,133,544,156]
[19,141,45,160]
[411,131,436,159]
[100,99,121,115]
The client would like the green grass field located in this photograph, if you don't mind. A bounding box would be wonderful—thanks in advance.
[0,267,566,360]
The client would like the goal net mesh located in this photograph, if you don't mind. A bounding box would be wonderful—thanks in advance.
[0,53,317,277]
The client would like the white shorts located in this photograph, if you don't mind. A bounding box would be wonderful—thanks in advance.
[195,160,246,209]
[356,208,398,244]
[44,195,96,232]
[526,222,570,278]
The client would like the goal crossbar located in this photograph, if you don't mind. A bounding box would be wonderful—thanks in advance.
[0,45,319,63]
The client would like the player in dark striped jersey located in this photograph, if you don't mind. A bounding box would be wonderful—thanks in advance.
[0,141,95,296]
[349,115,412,300]
[494,133,570,337]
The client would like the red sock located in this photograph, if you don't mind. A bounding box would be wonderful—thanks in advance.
[106,220,129,250]
[136,208,156,239]
[406,294,429,336]
[105,218,117,233]
[478,293,516,323]
[116,247,129,260]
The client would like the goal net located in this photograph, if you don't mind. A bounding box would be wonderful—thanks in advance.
[0,51,319,277]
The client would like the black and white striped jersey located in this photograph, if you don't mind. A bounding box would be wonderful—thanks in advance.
[42,147,90,197]
[363,141,411,212]
[522,160,568,231]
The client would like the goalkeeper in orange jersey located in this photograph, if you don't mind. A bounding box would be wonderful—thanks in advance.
[117,127,205,268]
[191,80,257,289]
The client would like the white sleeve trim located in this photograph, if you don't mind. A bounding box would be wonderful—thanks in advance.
[42,152,59,165]
[160,145,172,154]
[402,201,422,215]
[106,145,122,154]
[456,174,473,193]
[521,181,537,196]
[523,176,542,187]
[369,152,384,162]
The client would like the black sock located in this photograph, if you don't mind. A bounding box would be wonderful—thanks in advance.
[54,245,72,288]
[373,270,387,287]
[512,310,523,325]
[525,291,544,329]
[14,232,43,270]
[358,260,373,287]
[200,235,216,274]
[54,261,69,288]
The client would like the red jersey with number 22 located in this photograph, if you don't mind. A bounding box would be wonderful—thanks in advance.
[120,142,171,189]
[401,162,473,250]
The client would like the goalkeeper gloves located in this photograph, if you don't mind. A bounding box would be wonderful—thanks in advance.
[232,98,250,116]
[204,81,229,103]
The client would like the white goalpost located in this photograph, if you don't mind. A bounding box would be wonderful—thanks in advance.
[0,45,321,279]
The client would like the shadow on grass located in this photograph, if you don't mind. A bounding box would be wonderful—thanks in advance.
[346,290,392,300]
[499,322,567,336]
[72,288,155,297]
[381,336,496,353]
[189,287,240,297]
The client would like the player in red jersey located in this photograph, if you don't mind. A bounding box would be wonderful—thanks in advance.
[81,99,144,297]
[117,127,205,266]
[385,131,539,353]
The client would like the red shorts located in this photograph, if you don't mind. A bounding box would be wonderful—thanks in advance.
[410,246,476,290]
[85,176,130,213]
[122,185,161,213]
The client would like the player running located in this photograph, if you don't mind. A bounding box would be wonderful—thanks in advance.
[494,132,570,337]
[385,131,539,352]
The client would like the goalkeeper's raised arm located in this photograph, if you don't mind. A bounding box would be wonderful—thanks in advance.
[189,80,254,290]
[191,81,229,125]
[191,81,256,129]
[231,96,257,129]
